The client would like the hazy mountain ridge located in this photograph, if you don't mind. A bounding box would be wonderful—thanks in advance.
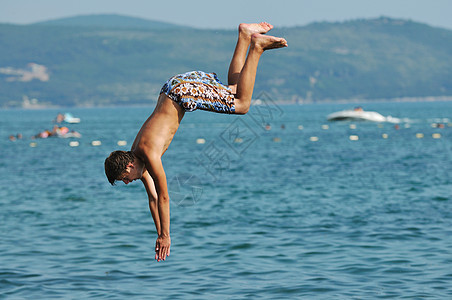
[0,15,451,107]
[32,14,188,29]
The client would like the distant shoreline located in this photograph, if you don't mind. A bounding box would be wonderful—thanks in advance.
[280,96,452,105]
[0,95,449,110]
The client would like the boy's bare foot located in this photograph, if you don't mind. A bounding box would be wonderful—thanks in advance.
[251,33,288,52]
[239,22,273,38]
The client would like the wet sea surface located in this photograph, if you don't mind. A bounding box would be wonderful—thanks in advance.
[1,101,451,299]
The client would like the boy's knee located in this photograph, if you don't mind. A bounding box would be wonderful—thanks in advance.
[234,102,249,115]
[234,108,248,115]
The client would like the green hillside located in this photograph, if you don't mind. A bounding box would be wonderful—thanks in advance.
[0,16,451,107]
[33,14,187,30]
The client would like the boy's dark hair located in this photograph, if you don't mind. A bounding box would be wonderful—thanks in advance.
[104,150,136,185]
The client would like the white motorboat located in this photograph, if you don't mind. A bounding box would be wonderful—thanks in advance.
[327,108,400,123]
[63,113,81,124]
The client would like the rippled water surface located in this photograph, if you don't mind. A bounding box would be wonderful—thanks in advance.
[1,101,451,299]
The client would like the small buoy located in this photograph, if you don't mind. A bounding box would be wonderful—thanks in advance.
[321,124,329,130]
[382,133,388,139]
[298,125,304,130]
[309,136,319,142]
[91,140,102,146]
[432,133,441,139]
[431,123,438,128]
[234,138,243,143]
[272,137,281,142]
[349,124,356,129]
[117,140,127,146]
[69,141,79,147]
[196,138,206,144]
[349,135,359,141]
[29,142,37,147]
[416,133,424,139]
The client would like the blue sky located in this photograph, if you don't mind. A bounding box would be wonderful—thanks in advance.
[2,0,452,30]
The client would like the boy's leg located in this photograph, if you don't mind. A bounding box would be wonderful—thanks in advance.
[233,34,288,114]
[228,22,273,86]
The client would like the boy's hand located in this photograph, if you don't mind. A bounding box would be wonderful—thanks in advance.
[155,235,171,261]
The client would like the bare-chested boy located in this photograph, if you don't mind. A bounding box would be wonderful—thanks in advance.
[104,22,287,262]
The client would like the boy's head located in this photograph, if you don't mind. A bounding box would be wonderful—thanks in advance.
[104,150,136,185]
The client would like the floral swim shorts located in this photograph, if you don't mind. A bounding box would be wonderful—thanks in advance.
[160,71,235,114]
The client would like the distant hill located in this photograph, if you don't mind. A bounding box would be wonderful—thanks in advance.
[32,14,188,30]
[0,15,451,107]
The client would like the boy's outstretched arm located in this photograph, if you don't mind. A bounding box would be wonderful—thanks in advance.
[141,170,161,233]
[140,151,171,261]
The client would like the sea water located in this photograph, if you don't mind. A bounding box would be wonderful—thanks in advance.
[0,101,451,299]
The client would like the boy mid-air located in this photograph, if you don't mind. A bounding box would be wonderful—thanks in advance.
[104,22,287,262]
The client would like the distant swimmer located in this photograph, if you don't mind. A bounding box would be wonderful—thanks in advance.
[104,22,288,262]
